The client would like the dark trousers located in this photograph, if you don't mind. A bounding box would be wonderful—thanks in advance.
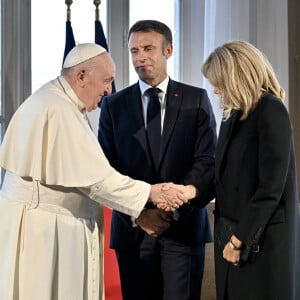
[116,234,205,300]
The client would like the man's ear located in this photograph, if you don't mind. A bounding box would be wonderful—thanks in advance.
[164,44,173,59]
[76,69,86,87]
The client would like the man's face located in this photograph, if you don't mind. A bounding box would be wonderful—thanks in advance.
[83,53,115,111]
[128,31,173,86]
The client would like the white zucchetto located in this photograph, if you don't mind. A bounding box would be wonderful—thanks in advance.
[63,43,107,68]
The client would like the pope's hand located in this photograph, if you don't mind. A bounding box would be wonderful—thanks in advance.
[161,183,198,200]
[149,183,189,212]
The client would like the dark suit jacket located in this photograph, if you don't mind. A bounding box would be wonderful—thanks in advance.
[98,79,217,249]
[214,93,300,300]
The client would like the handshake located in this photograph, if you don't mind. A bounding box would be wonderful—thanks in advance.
[148,183,198,212]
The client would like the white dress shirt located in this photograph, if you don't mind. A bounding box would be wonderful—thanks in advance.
[139,77,169,134]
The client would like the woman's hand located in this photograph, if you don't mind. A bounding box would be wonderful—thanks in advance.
[149,183,191,212]
[223,235,243,266]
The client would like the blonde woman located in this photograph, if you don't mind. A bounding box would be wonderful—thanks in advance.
[202,40,300,300]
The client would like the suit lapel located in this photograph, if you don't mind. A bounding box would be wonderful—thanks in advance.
[159,81,182,168]
[216,110,240,179]
[125,84,150,156]
[126,81,183,173]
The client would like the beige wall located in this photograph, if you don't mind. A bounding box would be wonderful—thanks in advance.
[288,0,300,201]
[201,202,216,300]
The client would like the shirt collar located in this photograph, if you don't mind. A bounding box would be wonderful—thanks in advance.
[139,77,169,96]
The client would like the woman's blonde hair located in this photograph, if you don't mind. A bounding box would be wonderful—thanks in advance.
[201,40,285,120]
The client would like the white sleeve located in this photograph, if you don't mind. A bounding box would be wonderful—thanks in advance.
[78,172,151,219]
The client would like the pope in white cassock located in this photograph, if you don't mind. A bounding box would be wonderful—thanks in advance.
[0,43,193,300]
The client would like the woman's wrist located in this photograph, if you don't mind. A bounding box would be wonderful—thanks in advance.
[229,236,242,251]
[229,239,241,251]
[186,185,198,199]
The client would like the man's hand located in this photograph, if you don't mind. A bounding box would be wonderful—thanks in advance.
[136,208,172,237]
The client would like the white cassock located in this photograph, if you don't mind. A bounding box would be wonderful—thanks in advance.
[0,76,150,300]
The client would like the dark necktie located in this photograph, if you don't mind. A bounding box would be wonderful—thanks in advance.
[146,88,161,169]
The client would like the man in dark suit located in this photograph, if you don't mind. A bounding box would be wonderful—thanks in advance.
[98,20,217,300]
